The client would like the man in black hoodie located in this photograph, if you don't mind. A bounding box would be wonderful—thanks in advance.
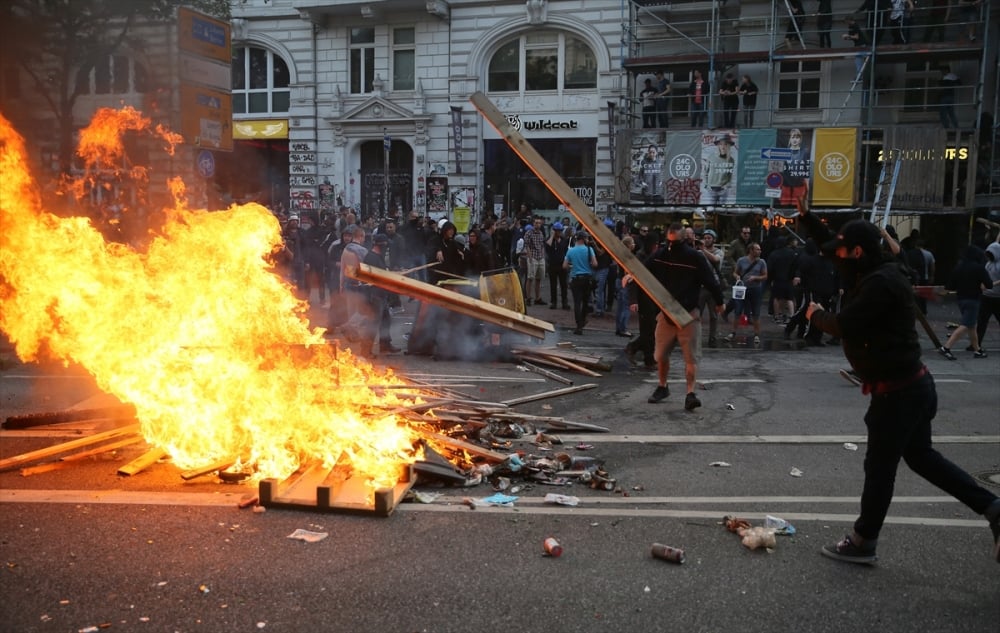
[631,223,723,411]
[802,212,1000,565]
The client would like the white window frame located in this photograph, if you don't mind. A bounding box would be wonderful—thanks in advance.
[391,27,415,92]
[231,46,290,116]
[350,27,376,95]
[76,54,147,96]
[900,61,939,121]
[487,31,597,94]
[776,59,822,113]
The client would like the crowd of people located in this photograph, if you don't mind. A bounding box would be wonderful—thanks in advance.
[268,203,1000,368]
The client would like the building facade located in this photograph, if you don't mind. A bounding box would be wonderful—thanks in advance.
[228,0,997,231]
[229,0,624,222]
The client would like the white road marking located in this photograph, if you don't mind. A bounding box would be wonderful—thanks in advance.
[0,490,985,528]
[551,434,999,444]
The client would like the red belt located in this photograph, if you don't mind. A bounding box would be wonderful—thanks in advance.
[862,365,928,396]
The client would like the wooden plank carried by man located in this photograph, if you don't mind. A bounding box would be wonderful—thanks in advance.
[468,92,692,328]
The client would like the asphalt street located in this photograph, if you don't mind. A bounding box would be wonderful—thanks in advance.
[1,294,998,633]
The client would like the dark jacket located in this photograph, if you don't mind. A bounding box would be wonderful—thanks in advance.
[635,239,723,312]
[801,213,922,383]
[811,258,922,384]
[946,246,991,300]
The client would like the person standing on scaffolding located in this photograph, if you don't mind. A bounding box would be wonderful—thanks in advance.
[785,0,806,48]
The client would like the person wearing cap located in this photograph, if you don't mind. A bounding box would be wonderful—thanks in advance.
[545,222,570,310]
[633,223,723,411]
[702,135,735,205]
[800,212,1000,565]
[696,229,724,347]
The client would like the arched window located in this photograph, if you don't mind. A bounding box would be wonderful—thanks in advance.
[75,55,148,95]
[487,32,596,93]
[232,46,290,115]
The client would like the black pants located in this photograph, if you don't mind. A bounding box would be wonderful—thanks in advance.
[549,267,568,307]
[977,294,1000,344]
[627,308,657,365]
[570,275,592,329]
[855,373,997,540]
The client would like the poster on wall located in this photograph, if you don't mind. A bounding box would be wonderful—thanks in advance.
[773,127,813,207]
[662,132,703,204]
[812,128,857,207]
[699,130,739,205]
[426,176,448,216]
[623,131,665,204]
[735,129,777,206]
[619,127,857,208]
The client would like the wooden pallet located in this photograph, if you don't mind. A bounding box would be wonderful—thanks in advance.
[259,460,415,517]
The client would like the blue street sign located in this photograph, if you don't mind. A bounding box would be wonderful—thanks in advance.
[383,134,391,151]
[760,147,794,160]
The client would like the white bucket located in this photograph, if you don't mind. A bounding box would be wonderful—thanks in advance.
[732,280,746,300]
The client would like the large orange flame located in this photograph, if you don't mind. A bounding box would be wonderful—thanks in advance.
[0,109,425,493]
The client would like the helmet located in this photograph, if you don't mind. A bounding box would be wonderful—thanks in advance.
[438,218,448,229]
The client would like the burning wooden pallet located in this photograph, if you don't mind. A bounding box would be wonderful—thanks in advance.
[259,460,414,517]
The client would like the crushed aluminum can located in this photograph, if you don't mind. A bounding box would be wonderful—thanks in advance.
[651,542,686,564]
[543,537,563,557]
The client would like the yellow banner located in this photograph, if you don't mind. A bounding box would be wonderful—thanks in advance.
[812,128,856,206]
[233,120,289,140]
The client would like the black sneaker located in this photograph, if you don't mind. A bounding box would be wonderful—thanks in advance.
[821,534,877,565]
[938,346,957,361]
[535,299,547,306]
[648,385,669,403]
[973,350,988,359]
[684,392,701,411]
[988,505,1000,563]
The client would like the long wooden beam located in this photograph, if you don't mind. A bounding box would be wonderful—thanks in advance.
[344,263,555,339]
[469,91,692,328]
[0,423,141,472]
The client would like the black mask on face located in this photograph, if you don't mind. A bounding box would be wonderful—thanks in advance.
[835,249,878,281]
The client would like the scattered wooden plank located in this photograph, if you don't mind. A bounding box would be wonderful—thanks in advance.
[117,447,168,477]
[530,354,602,377]
[424,432,509,462]
[345,262,555,339]
[180,457,237,481]
[541,418,611,433]
[499,383,598,407]
[513,346,611,371]
[0,423,141,472]
[520,362,573,385]
[3,405,137,430]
